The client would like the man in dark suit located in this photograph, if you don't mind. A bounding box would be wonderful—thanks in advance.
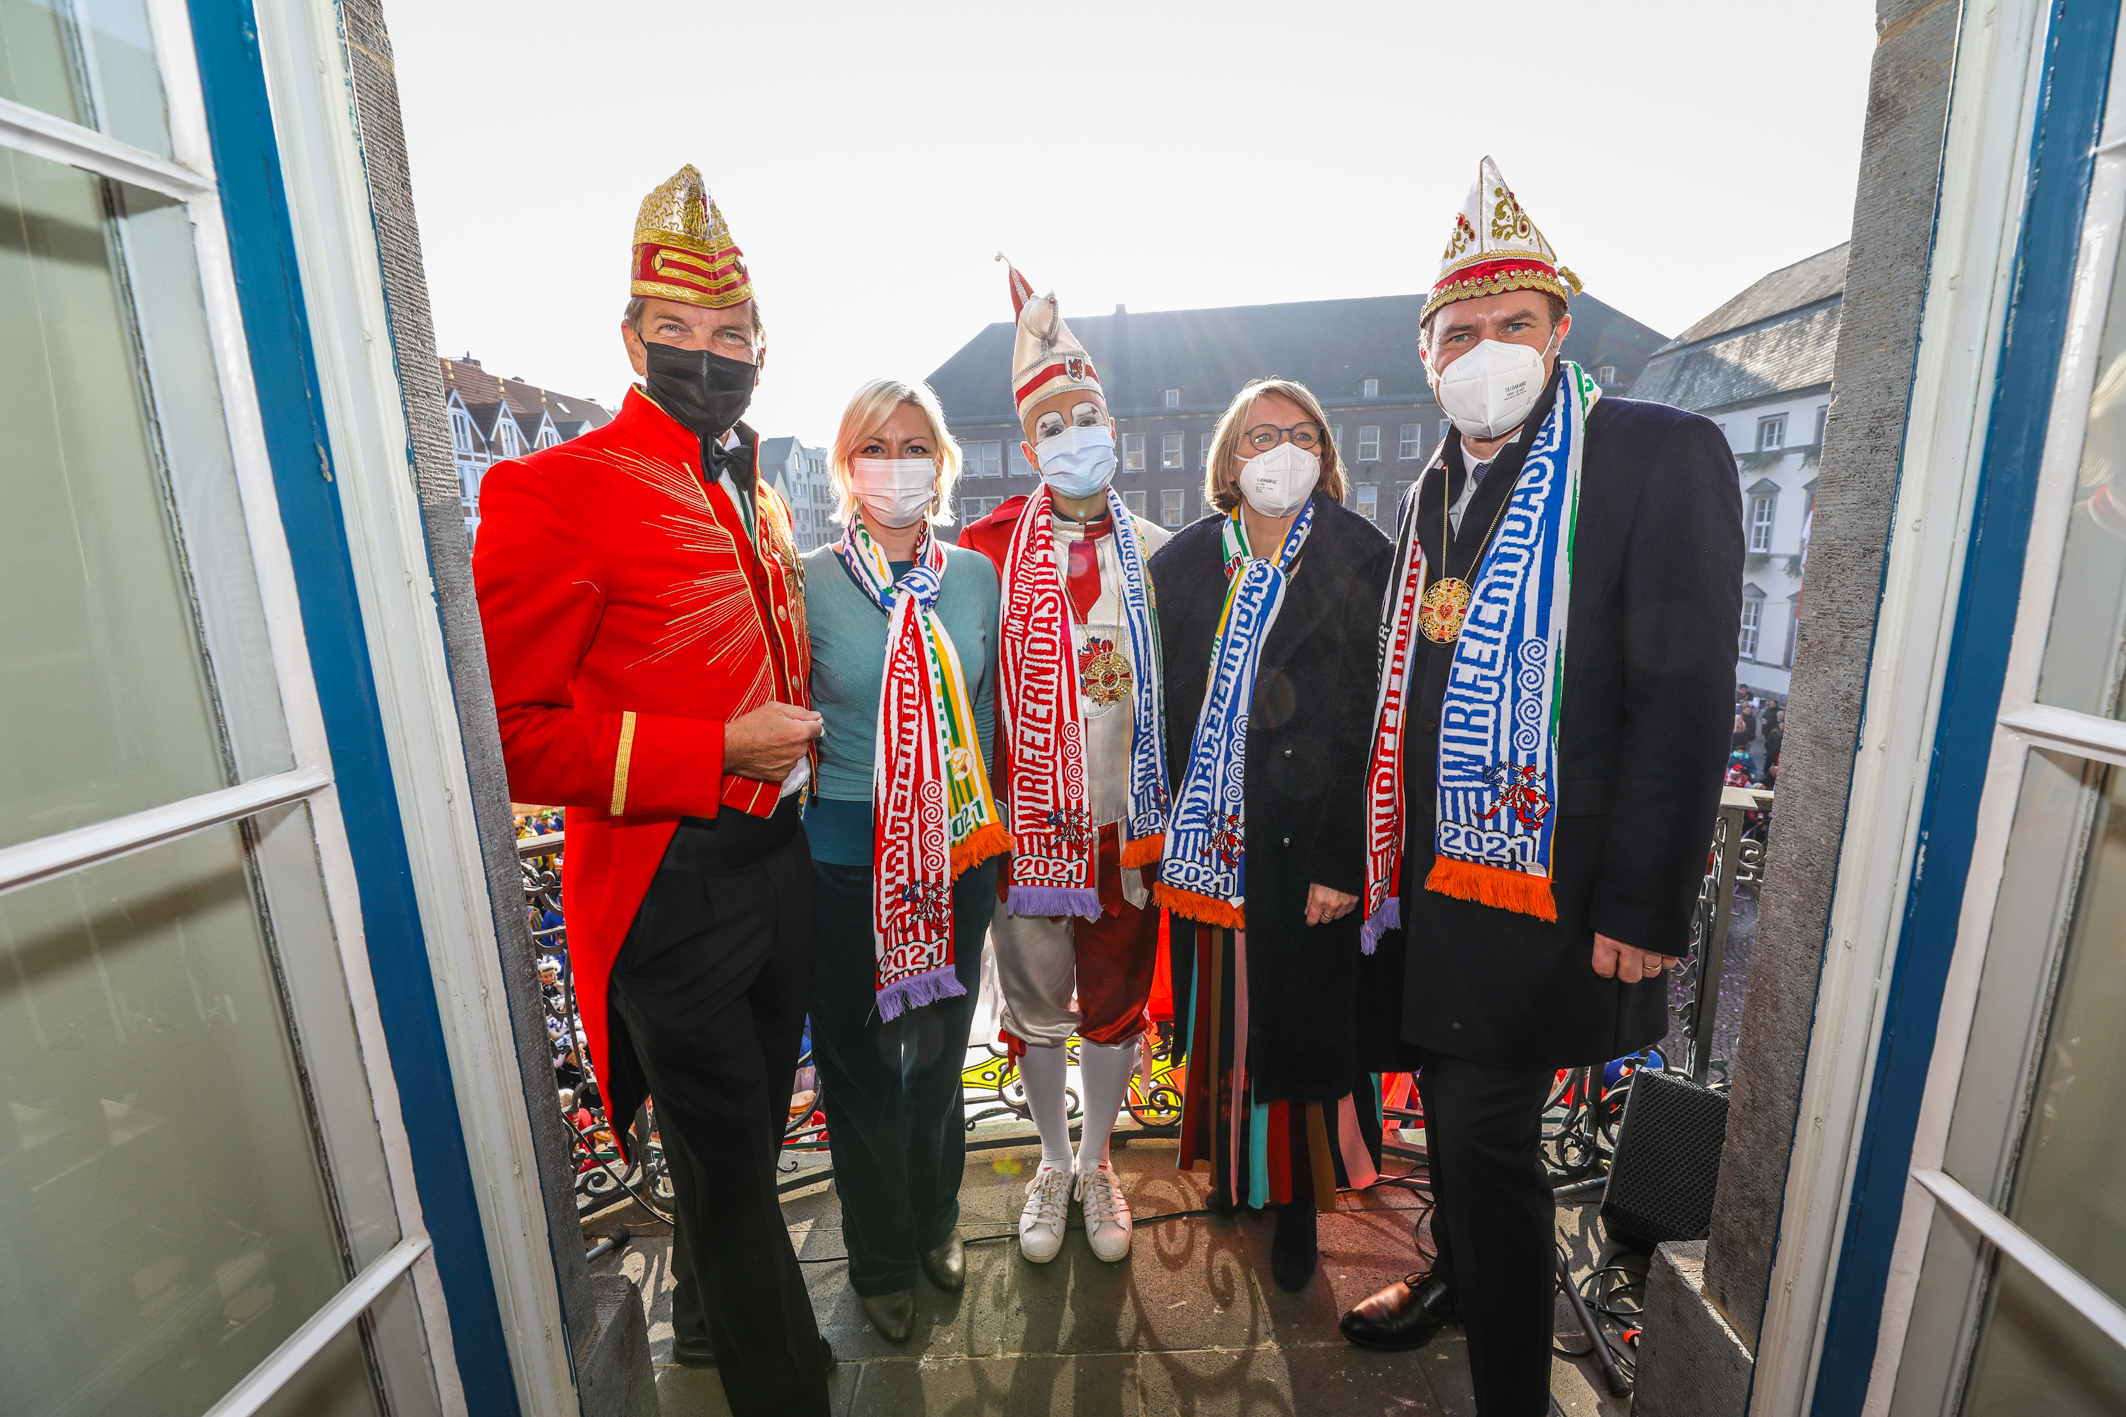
[1340,158,1743,1417]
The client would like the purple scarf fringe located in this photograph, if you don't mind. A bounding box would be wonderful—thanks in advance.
[1359,896,1400,956]
[1006,884,1103,921]
[876,966,967,1023]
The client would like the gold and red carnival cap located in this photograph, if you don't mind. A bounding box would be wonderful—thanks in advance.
[1424,155,1582,321]
[998,254,1102,424]
[631,164,752,309]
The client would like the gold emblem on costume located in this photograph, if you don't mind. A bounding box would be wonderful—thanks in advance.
[1077,635,1132,707]
[1419,577,1473,644]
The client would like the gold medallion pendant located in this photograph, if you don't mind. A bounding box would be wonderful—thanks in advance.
[1419,577,1472,643]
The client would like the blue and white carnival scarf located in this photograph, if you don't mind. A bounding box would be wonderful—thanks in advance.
[998,484,1170,917]
[1362,362,1596,933]
[1156,499,1315,927]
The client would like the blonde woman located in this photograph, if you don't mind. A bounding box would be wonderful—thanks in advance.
[801,378,1006,1342]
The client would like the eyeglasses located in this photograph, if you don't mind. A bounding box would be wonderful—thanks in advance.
[1243,421,1324,452]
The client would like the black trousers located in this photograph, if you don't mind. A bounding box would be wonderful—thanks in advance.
[808,857,994,1295]
[1417,1050,1558,1417]
[607,816,826,1417]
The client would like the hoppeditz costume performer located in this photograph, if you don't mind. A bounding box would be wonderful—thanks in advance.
[956,260,1172,1266]
[472,166,830,1416]
[1335,157,1742,1417]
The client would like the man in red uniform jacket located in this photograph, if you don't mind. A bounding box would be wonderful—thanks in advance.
[472,166,828,1416]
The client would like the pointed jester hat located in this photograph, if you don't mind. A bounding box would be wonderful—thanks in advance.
[631,164,753,309]
[1425,155,1582,320]
[997,254,1103,427]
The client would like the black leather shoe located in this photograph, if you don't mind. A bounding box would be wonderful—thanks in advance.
[861,1288,916,1343]
[1270,1203,1318,1292]
[920,1231,966,1292]
[1205,1186,1240,1217]
[1339,1272,1458,1351]
[671,1335,717,1368]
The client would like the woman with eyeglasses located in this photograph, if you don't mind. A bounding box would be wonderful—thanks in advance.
[802,377,1007,1343]
[1149,378,1413,1292]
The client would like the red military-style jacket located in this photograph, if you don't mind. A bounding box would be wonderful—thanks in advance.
[472,388,809,1135]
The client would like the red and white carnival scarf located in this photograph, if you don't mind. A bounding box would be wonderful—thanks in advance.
[839,519,1011,1019]
[998,485,1168,918]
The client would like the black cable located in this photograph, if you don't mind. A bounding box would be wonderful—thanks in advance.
[1553,1253,1645,1375]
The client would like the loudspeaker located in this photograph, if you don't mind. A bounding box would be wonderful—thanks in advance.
[1599,1068,1730,1252]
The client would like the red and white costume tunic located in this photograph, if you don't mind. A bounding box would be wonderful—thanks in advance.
[960,495,1169,1048]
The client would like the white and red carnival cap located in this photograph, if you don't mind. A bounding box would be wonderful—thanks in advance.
[997,253,1103,425]
[1425,155,1583,320]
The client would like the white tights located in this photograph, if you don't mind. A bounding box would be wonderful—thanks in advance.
[1075,1036,1140,1172]
[1016,1042,1075,1173]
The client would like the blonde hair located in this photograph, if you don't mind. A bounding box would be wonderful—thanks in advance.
[829,378,963,526]
[1202,378,1348,513]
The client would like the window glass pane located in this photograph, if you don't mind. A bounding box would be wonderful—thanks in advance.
[2039,240,2126,718]
[1956,756,2126,1415]
[0,823,373,1415]
[2,151,299,846]
[0,0,173,156]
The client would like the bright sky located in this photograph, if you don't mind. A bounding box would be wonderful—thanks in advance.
[387,0,1876,447]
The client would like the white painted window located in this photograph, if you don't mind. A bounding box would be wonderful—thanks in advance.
[450,406,475,453]
[1358,426,1381,462]
[1363,378,1379,400]
[1758,415,1787,451]
[1399,423,1421,459]
[1124,434,1145,471]
[1009,442,1035,477]
[1597,364,1617,384]
[1438,418,1453,443]
[1161,433,1184,469]
[1123,490,1147,515]
[1161,489,1185,527]
[1749,493,1777,552]
[961,496,1005,520]
[1356,484,1379,522]
[1815,404,1830,443]
[0,36,450,1417]
[965,440,1002,478]
[1164,388,1180,408]
[1738,597,1763,658]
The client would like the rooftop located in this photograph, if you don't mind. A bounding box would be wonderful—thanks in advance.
[1630,246,1848,413]
[441,355,614,433]
[925,292,1670,427]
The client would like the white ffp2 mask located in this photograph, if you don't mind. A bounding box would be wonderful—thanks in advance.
[1433,335,1555,440]
[851,457,936,528]
[1236,441,1321,519]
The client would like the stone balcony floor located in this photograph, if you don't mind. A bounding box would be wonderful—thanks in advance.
[588,1125,1634,1416]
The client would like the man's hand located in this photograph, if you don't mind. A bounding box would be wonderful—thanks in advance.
[1305,883,1360,926]
[725,702,823,782]
[1592,932,1681,985]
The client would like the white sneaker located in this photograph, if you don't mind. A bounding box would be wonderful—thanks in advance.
[1076,1162,1133,1262]
[1018,1164,1073,1263]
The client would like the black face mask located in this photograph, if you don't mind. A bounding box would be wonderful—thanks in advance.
[643,339,756,441]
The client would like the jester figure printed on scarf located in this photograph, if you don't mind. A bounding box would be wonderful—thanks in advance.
[838,516,1012,1018]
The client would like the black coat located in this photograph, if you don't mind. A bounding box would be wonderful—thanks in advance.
[1150,492,1408,1101]
[1396,370,1744,1070]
